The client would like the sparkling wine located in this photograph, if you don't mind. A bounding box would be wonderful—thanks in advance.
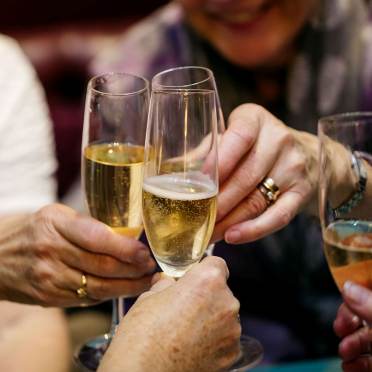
[142,173,217,277]
[83,143,144,238]
[323,220,372,290]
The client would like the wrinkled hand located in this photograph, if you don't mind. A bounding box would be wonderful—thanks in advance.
[99,257,241,372]
[0,204,155,307]
[213,104,320,244]
[334,282,372,371]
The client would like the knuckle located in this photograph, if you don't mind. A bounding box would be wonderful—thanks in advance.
[98,255,117,275]
[242,191,267,218]
[35,262,54,282]
[33,210,58,247]
[196,268,223,290]
[90,280,109,299]
[233,174,250,194]
[230,297,241,314]
[276,207,293,226]
[233,103,266,118]
[229,103,265,128]
[33,240,52,258]
[206,256,227,272]
[289,151,307,176]
[277,128,294,147]
[228,125,255,149]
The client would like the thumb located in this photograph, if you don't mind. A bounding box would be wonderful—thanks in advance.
[138,273,176,300]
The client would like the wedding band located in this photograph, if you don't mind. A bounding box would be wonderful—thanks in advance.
[76,273,88,299]
[258,177,280,205]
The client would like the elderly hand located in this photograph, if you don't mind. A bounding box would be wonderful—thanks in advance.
[213,103,353,244]
[213,104,318,244]
[99,256,241,372]
[0,204,155,307]
[334,282,372,372]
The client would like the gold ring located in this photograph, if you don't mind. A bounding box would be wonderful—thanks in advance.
[76,273,88,299]
[258,177,280,205]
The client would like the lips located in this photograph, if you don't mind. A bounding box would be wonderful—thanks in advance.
[205,0,274,27]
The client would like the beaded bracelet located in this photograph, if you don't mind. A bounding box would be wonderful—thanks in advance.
[333,151,367,217]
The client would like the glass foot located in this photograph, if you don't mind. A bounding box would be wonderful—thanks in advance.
[74,333,111,372]
[229,335,264,371]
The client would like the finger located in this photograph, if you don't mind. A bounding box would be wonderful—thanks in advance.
[136,276,175,301]
[224,190,302,244]
[27,266,99,308]
[59,240,156,279]
[343,282,372,324]
[218,104,261,184]
[218,113,285,222]
[49,205,151,264]
[53,265,153,300]
[50,287,100,308]
[150,276,176,292]
[88,275,153,300]
[181,256,229,285]
[334,303,362,338]
[213,188,267,242]
[339,326,372,362]
[342,357,372,372]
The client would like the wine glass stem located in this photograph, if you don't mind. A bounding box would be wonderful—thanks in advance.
[362,320,372,354]
[110,297,126,336]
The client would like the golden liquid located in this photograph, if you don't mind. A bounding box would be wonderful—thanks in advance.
[84,143,144,238]
[142,173,217,277]
[323,220,372,291]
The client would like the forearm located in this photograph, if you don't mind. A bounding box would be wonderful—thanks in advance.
[0,303,70,372]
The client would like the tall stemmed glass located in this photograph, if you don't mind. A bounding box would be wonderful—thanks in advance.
[143,66,263,370]
[319,113,372,314]
[151,66,224,258]
[76,72,149,371]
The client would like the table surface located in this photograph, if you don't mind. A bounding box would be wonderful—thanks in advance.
[252,358,341,372]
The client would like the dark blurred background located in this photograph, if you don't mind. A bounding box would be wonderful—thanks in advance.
[2,0,168,198]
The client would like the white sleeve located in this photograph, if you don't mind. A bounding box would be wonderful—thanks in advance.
[0,35,57,214]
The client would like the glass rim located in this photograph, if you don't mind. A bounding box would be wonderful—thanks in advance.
[152,66,215,89]
[88,72,149,97]
[319,111,372,130]
[151,88,216,95]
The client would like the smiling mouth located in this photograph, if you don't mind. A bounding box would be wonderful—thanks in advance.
[206,0,274,26]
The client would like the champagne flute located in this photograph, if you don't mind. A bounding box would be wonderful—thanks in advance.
[151,66,224,257]
[76,72,149,371]
[143,67,263,370]
[319,112,372,322]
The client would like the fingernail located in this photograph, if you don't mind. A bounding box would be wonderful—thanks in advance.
[344,281,368,304]
[225,229,241,243]
[135,248,150,263]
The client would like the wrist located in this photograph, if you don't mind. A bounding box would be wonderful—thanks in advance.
[328,143,358,209]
